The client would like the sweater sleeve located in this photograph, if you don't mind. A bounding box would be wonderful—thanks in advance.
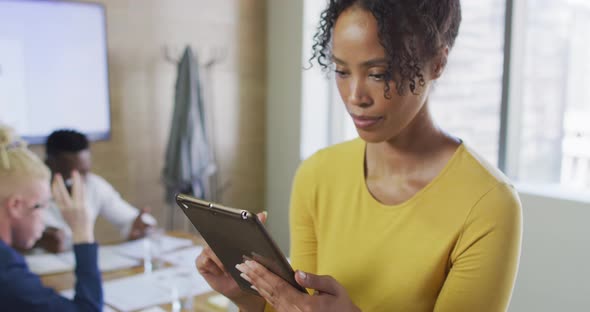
[289,158,319,276]
[263,157,319,312]
[434,183,523,312]
[71,243,103,311]
[0,243,103,312]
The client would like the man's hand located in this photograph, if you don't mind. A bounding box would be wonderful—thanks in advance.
[128,208,154,240]
[52,171,94,244]
[36,227,66,253]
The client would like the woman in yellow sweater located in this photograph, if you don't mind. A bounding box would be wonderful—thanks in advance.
[197,0,522,311]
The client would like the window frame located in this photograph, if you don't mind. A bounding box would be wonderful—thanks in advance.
[500,0,590,201]
[301,0,590,202]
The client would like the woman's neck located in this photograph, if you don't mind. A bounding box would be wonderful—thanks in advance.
[367,101,458,176]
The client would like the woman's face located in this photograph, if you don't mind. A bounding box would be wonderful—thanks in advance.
[332,7,435,143]
[11,178,51,249]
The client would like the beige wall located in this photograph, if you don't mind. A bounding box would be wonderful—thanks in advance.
[32,0,267,242]
[265,0,304,253]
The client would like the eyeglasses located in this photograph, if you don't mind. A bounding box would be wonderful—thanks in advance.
[29,203,44,210]
[28,198,52,210]
[0,196,51,211]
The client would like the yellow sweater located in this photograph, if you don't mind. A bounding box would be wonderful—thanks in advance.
[288,139,522,312]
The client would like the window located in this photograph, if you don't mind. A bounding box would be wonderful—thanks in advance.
[300,0,590,194]
[511,0,590,190]
[430,0,506,165]
[300,0,330,160]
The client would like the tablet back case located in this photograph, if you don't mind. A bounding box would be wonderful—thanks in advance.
[175,193,307,295]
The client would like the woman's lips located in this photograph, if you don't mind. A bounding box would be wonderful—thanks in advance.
[351,114,383,130]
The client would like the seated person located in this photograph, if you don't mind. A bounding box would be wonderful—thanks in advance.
[0,125,102,311]
[37,129,156,253]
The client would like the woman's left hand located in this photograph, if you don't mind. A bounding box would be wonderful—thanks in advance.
[236,260,361,312]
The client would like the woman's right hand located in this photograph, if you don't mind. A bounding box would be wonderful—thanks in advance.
[52,170,94,244]
[195,212,267,311]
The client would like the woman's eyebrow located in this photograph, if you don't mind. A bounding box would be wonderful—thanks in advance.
[361,58,388,67]
[331,55,388,67]
[331,55,346,65]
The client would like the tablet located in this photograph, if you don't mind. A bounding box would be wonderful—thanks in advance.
[175,193,307,296]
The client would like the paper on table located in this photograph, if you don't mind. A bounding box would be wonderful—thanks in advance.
[100,266,212,311]
[60,290,117,312]
[158,246,203,267]
[110,235,193,260]
[25,253,74,275]
[104,305,117,312]
[138,307,167,312]
[60,289,74,299]
[150,266,213,298]
[97,246,142,271]
[61,267,213,311]
[35,245,142,275]
[207,294,230,309]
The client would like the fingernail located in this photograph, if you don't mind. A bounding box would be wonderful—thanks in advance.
[235,264,245,272]
[245,260,256,268]
[298,271,307,280]
[262,211,268,218]
[240,273,252,283]
[251,285,260,292]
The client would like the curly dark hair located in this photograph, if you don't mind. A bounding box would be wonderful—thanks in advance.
[46,129,89,157]
[311,0,461,96]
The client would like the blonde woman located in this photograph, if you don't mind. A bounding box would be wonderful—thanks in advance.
[0,126,102,311]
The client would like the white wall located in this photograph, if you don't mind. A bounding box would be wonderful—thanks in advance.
[265,0,304,253]
[509,192,590,312]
